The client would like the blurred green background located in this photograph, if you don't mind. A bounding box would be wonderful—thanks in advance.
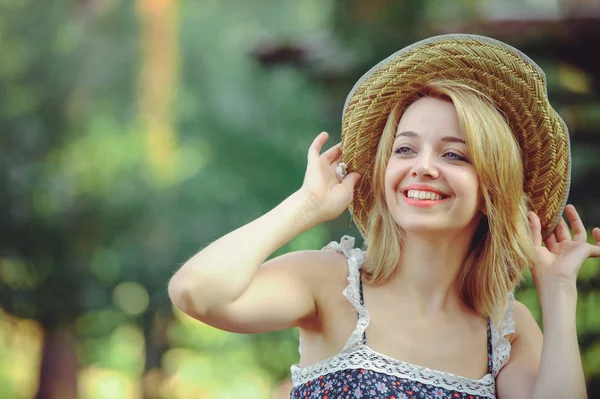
[1,0,599,398]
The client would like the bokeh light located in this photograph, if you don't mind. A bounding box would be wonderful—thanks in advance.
[113,283,150,316]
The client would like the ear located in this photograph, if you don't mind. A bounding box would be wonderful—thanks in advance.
[480,196,488,215]
[477,189,488,215]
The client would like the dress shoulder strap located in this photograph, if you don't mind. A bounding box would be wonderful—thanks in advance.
[323,235,370,352]
[491,292,515,377]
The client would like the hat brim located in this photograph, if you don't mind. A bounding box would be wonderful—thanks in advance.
[341,34,571,239]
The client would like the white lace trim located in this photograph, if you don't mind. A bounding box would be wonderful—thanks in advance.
[293,235,514,396]
[323,235,369,351]
[491,292,515,377]
[291,346,496,398]
[297,235,367,355]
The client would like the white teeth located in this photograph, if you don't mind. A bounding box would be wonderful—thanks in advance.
[406,190,443,201]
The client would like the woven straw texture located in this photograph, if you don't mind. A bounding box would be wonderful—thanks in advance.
[341,34,570,239]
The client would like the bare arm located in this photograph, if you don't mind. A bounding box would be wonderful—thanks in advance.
[168,132,360,332]
[497,208,600,399]
[169,190,317,316]
[496,287,584,399]
[195,249,347,333]
[532,283,585,398]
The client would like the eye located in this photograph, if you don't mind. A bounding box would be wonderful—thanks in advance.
[443,151,467,161]
[394,146,414,155]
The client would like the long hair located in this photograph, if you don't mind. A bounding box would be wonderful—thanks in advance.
[363,80,534,323]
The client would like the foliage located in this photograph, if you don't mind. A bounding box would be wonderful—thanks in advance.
[0,0,599,397]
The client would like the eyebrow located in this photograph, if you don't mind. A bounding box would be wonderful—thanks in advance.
[395,130,466,145]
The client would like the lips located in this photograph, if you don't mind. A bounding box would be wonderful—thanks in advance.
[401,184,450,198]
[405,190,446,201]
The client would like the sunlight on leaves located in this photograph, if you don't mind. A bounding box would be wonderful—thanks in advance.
[169,308,232,350]
[0,311,42,399]
[76,310,129,337]
[558,63,591,94]
[80,366,141,399]
[58,114,145,197]
[107,325,145,375]
[113,282,150,316]
[0,257,48,290]
[173,141,211,183]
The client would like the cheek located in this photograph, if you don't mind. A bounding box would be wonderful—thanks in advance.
[458,172,483,208]
[383,164,400,204]
[384,163,401,194]
[455,171,479,191]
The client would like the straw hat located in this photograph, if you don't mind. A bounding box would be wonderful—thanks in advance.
[341,34,570,239]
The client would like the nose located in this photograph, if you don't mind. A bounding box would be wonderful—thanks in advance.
[411,151,439,179]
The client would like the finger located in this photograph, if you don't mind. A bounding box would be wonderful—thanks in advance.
[528,211,542,247]
[544,231,559,252]
[341,172,361,192]
[558,243,600,267]
[565,204,587,242]
[322,143,342,163]
[308,132,329,159]
[330,154,342,168]
[555,217,571,242]
[593,227,600,245]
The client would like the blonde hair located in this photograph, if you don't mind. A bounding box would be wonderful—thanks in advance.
[363,80,534,323]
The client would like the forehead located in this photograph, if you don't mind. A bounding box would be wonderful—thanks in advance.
[396,97,462,139]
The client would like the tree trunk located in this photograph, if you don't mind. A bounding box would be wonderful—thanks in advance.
[137,0,179,182]
[142,310,171,399]
[36,328,79,399]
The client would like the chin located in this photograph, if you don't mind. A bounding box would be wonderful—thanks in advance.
[400,225,458,236]
[399,217,484,241]
[395,216,473,235]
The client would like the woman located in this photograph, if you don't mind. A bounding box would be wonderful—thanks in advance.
[169,35,600,398]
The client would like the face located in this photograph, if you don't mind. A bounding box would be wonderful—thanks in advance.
[384,96,485,236]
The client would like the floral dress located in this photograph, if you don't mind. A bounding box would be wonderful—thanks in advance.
[290,236,515,399]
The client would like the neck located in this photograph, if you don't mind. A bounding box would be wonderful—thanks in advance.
[387,229,477,317]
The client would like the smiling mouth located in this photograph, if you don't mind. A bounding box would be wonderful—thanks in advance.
[403,190,450,201]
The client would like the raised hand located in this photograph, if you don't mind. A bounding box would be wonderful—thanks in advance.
[529,205,600,289]
[300,132,361,224]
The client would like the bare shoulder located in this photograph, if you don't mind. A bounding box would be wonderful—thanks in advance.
[262,247,350,289]
[511,299,542,343]
[495,298,542,399]
[194,247,351,334]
